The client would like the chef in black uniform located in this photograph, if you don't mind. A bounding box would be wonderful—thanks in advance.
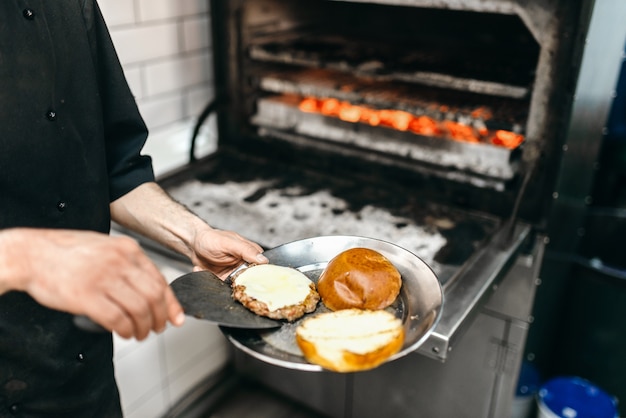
[0,1,268,416]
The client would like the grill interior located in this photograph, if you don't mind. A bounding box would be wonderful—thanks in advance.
[205,0,582,227]
[243,3,538,185]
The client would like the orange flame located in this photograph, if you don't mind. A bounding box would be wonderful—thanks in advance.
[298,97,523,149]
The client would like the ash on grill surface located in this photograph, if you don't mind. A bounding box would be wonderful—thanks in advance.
[163,152,499,283]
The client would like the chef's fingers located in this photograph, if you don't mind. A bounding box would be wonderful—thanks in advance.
[104,276,155,340]
[164,285,185,327]
[225,231,266,259]
[126,255,176,334]
[115,236,184,335]
[185,229,264,276]
[242,247,268,265]
[80,277,183,339]
[125,259,186,333]
[83,295,137,339]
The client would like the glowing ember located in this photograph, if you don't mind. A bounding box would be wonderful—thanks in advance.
[491,130,525,148]
[298,97,524,149]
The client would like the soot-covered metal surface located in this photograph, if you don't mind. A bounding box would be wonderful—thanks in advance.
[163,152,500,285]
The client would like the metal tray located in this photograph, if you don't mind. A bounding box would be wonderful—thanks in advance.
[220,235,444,371]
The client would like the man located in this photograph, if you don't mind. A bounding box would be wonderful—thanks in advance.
[0,1,267,416]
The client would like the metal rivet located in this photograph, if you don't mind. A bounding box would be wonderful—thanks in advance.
[57,201,66,212]
[46,110,57,121]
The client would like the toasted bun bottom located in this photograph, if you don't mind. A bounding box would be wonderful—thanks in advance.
[295,309,404,372]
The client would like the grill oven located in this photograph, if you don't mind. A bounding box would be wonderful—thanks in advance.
[155,1,626,416]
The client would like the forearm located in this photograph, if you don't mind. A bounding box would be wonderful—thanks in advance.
[110,182,267,276]
[110,182,208,260]
[0,228,32,294]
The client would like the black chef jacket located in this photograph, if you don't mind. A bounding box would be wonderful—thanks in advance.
[0,1,155,417]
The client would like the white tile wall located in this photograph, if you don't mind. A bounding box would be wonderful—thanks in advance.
[182,16,212,51]
[161,319,231,402]
[186,84,216,118]
[101,0,216,174]
[144,52,211,97]
[98,0,136,26]
[111,23,181,65]
[100,0,225,416]
[144,120,217,177]
[140,93,187,131]
[136,0,209,22]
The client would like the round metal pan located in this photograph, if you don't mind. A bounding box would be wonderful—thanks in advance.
[221,235,444,371]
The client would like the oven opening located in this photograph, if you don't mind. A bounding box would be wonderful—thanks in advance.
[235,1,540,189]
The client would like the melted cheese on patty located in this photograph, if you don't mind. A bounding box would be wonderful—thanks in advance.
[234,264,314,311]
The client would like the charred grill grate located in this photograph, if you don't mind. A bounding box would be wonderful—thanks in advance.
[250,32,535,99]
[256,67,529,131]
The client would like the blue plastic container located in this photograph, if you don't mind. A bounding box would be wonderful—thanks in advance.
[536,376,619,418]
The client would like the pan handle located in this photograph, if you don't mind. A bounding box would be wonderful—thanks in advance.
[225,262,249,285]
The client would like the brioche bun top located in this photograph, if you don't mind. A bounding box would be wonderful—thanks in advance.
[317,247,402,311]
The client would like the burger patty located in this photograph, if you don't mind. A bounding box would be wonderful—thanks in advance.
[232,282,320,321]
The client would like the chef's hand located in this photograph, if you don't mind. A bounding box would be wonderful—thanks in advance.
[0,228,184,340]
[189,227,268,279]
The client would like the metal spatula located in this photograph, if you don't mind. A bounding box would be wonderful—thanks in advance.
[170,270,282,329]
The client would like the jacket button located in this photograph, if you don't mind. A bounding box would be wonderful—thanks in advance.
[9,403,19,413]
[22,8,35,20]
[77,352,85,362]
[57,201,66,212]
[46,110,57,121]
